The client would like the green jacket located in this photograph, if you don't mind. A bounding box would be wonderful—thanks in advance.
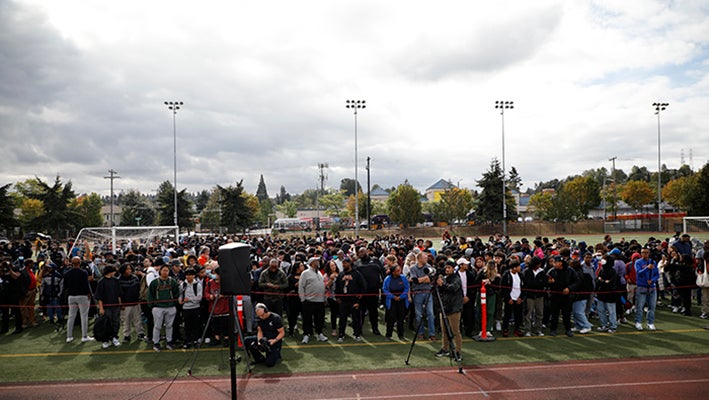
[147,277,180,308]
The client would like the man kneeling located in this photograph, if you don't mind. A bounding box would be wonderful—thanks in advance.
[245,303,285,367]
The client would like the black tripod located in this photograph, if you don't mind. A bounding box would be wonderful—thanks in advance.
[405,284,464,374]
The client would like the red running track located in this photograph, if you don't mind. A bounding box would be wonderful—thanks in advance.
[2,355,707,400]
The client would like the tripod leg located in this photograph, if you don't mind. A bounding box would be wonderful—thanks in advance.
[405,291,431,365]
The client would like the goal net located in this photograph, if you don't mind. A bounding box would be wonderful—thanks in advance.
[69,226,178,256]
[683,217,709,235]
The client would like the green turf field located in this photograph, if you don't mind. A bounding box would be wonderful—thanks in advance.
[1,303,707,383]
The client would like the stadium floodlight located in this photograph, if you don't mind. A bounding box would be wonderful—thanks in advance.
[653,102,668,232]
[495,100,514,236]
[165,101,183,240]
[346,100,365,238]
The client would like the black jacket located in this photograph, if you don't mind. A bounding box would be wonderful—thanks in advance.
[596,265,619,303]
[335,269,366,303]
[547,266,579,298]
[500,271,523,302]
[571,268,593,302]
[439,273,463,315]
[522,267,547,299]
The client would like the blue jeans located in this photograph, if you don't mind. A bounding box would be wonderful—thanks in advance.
[572,300,592,329]
[635,286,657,325]
[413,292,435,336]
[597,300,617,330]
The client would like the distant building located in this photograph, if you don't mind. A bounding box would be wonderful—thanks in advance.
[425,179,455,202]
[101,205,122,227]
[370,186,390,202]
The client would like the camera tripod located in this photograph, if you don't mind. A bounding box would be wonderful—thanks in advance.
[405,283,464,374]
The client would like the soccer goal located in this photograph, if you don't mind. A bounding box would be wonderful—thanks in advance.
[69,226,178,256]
[683,216,709,234]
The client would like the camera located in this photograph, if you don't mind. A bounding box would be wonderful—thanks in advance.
[251,337,272,353]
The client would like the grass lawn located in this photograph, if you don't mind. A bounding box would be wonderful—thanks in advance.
[1,303,708,383]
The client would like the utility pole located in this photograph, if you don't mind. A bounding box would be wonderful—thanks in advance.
[608,156,617,219]
[104,169,121,227]
[316,163,328,230]
[366,156,371,230]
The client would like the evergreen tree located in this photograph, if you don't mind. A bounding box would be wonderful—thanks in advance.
[120,190,156,226]
[0,183,17,233]
[155,181,194,228]
[475,159,516,223]
[256,175,269,202]
[217,180,254,233]
[340,178,361,197]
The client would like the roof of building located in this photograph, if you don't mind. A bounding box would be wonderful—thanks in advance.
[426,179,455,191]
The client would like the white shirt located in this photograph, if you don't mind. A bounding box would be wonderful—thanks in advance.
[510,272,521,301]
[458,270,468,297]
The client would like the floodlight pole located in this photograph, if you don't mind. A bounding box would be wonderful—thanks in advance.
[346,100,365,237]
[495,101,513,236]
[653,102,668,232]
[165,101,183,241]
[103,169,121,228]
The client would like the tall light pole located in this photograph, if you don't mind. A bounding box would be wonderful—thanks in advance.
[653,102,668,232]
[495,100,513,236]
[165,101,183,240]
[104,169,120,227]
[346,99,365,238]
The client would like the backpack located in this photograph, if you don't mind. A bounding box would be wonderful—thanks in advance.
[93,314,112,342]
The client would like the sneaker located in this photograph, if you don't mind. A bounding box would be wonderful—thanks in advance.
[597,326,608,332]
[81,336,95,342]
[417,334,425,340]
[620,317,628,324]
[301,335,310,344]
[550,330,557,337]
[398,335,406,341]
[502,330,509,337]
[337,337,344,343]
[166,342,175,350]
[635,322,643,331]
[607,329,616,334]
[331,329,338,337]
[204,337,211,344]
[514,330,524,337]
[137,333,146,342]
[579,328,591,334]
[428,335,437,341]
[102,342,111,349]
[317,333,328,342]
[123,336,131,343]
[354,336,363,342]
[385,336,393,341]
[153,344,161,352]
[454,352,462,362]
[524,332,532,337]
[570,327,579,332]
[66,337,74,343]
[700,313,708,320]
[565,330,574,337]
[647,324,656,331]
[536,331,544,337]
[372,330,382,336]
[112,337,121,347]
[435,348,451,357]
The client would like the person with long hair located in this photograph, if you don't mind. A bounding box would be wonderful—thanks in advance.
[324,260,340,337]
[475,260,500,337]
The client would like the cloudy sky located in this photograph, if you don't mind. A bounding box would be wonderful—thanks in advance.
[1,0,708,199]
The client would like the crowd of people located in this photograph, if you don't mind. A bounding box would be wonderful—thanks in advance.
[1,230,708,366]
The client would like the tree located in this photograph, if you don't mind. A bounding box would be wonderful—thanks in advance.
[275,185,290,205]
[340,178,361,197]
[319,191,346,217]
[627,165,651,182]
[200,189,222,230]
[18,198,44,232]
[430,187,474,224]
[662,175,697,212]
[387,181,421,227]
[621,180,655,211]
[564,176,601,218]
[256,197,273,226]
[275,200,298,218]
[217,180,254,233]
[256,175,269,202]
[475,159,516,223]
[292,189,318,209]
[686,162,709,215]
[507,166,522,192]
[0,184,17,233]
[23,176,80,236]
[155,181,194,228]
[194,190,210,213]
[120,190,155,226]
[72,193,103,228]
[346,192,368,220]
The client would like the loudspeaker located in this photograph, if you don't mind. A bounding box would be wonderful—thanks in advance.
[218,242,252,295]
